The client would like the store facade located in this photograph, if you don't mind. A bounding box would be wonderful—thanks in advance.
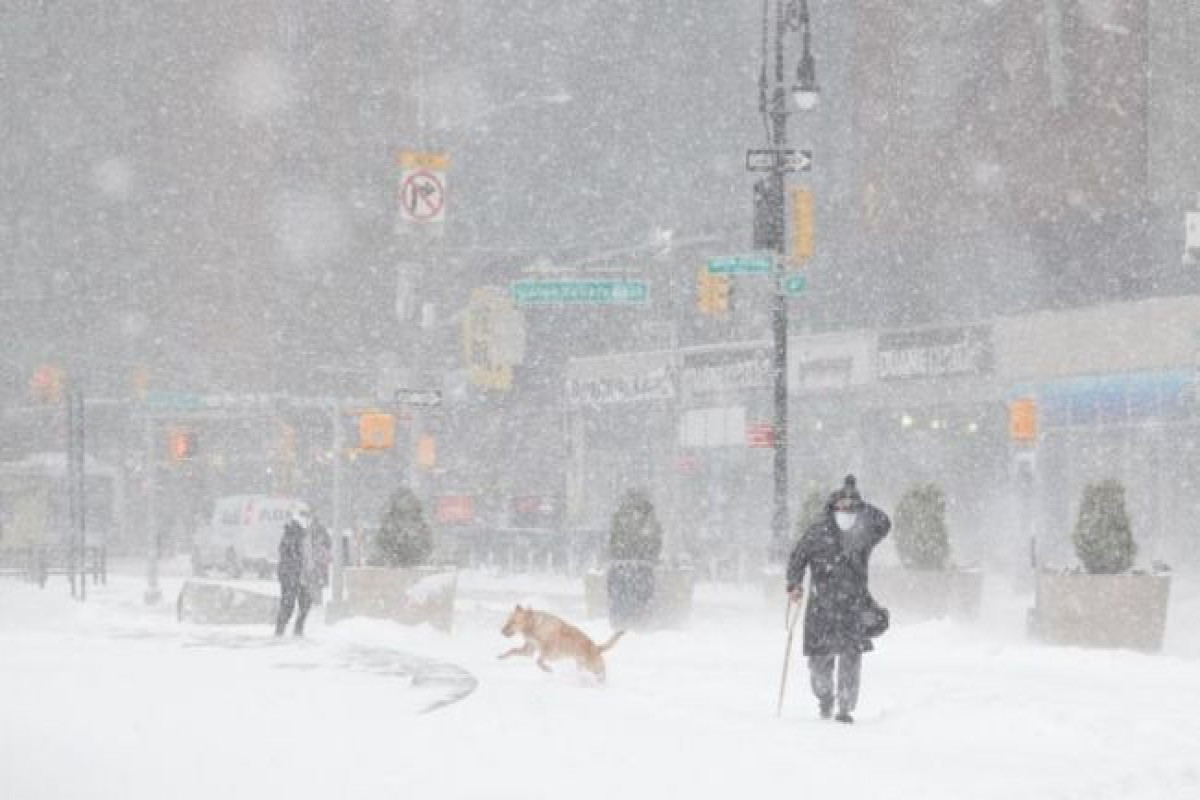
[564,294,1200,573]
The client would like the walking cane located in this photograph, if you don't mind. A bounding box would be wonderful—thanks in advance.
[776,594,801,717]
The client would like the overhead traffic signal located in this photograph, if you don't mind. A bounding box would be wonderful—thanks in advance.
[1009,398,1038,442]
[698,268,731,315]
[168,429,198,462]
[416,434,437,469]
[30,364,64,404]
[791,187,815,263]
[358,412,396,450]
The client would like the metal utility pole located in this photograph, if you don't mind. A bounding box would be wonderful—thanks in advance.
[330,404,346,608]
[143,412,162,604]
[755,0,819,561]
[66,389,86,600]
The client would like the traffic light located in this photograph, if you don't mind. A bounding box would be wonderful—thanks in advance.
[168,429,198,462]
[698,269,731,315]
[279,422,297,464]
[358,412,396,450]
[416,434,437,469]
[753,178,784,250]
[791,187,815,263]
[131,366,150,402]
[1009,398,1038,442]
[30,364,64,404]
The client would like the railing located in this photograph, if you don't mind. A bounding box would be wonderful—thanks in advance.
[435,527,606,576]
[0,545,107,588]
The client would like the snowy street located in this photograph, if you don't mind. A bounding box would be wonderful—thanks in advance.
[3,562,1199,800]
[7,2,1200,799]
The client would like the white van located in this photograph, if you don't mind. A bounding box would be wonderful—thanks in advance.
[192,495,310,578]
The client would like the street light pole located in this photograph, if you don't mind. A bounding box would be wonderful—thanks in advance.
[757,0,819,562]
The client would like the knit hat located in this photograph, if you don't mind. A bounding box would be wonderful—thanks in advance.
[829,474,863,511]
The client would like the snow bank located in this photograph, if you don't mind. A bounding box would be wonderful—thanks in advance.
[1,564,1198,800]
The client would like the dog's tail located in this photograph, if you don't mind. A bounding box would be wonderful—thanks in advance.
[598,630,626,653]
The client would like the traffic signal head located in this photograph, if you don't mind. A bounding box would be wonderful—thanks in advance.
[791,187,815,263]
[1009,398,1038,442]
[358,412,396,450]
[416,434,437,469]
[30,364,64,403]
[698,269,732,315]
[169,429,198,461]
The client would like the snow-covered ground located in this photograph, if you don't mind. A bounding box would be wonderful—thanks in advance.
[3,560,1199,800]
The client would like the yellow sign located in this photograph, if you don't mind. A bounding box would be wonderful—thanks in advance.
[398,150,450,170]
[463,287,516,390]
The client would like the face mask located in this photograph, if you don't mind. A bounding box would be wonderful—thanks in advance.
[834,511,857,531]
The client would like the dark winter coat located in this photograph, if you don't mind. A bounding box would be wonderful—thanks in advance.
[786,500,890,656]
[311,523,332,588]
[278,521,317,590]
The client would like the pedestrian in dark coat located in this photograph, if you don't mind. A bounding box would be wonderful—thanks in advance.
[786,475,890,723]
[309,517,332,606]
[275,507,318,636]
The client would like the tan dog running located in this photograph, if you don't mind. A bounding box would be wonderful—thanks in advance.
[499,604,625,682]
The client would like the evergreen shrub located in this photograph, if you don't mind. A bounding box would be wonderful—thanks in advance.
[1072,479,1136,574]
[893,483,951,570]
[372,486,434,568]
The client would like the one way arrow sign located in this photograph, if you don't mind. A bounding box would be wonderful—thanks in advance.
[394,388,442,407]
[746,149,812,173]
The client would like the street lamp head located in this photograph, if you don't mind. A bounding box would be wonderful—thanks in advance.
[792,84,820,112]
[792,52,820,111]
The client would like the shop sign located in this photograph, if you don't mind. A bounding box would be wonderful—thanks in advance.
[788,331,874,392]
[877,325,993,381]
[436,495,474,525]
[682,347,772,395]
[566,352,675,406]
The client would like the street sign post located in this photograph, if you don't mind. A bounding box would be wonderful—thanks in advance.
[781,274,807,296]
[708,254,773,275]
[511,280,648,306]
[394,388,443,407]
[746,149,812,173]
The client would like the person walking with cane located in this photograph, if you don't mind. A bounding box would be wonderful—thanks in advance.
[785,475,890,723]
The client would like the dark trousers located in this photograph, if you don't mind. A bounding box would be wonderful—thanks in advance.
[276,582,312,636]
[808,652,862,712]
[607,562,655,630]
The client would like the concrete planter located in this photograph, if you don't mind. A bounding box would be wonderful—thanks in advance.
[583,566,696,630]
[339,566,457,633]
[1028,571,1170,653]
[584,569,607,618]
[868,565,984,623]
[177,581,279,625]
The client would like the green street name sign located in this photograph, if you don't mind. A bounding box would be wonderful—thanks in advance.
[145,390,204,411]
[511,280,648,306]
[781,273,807,296]
[708,255,773,275]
